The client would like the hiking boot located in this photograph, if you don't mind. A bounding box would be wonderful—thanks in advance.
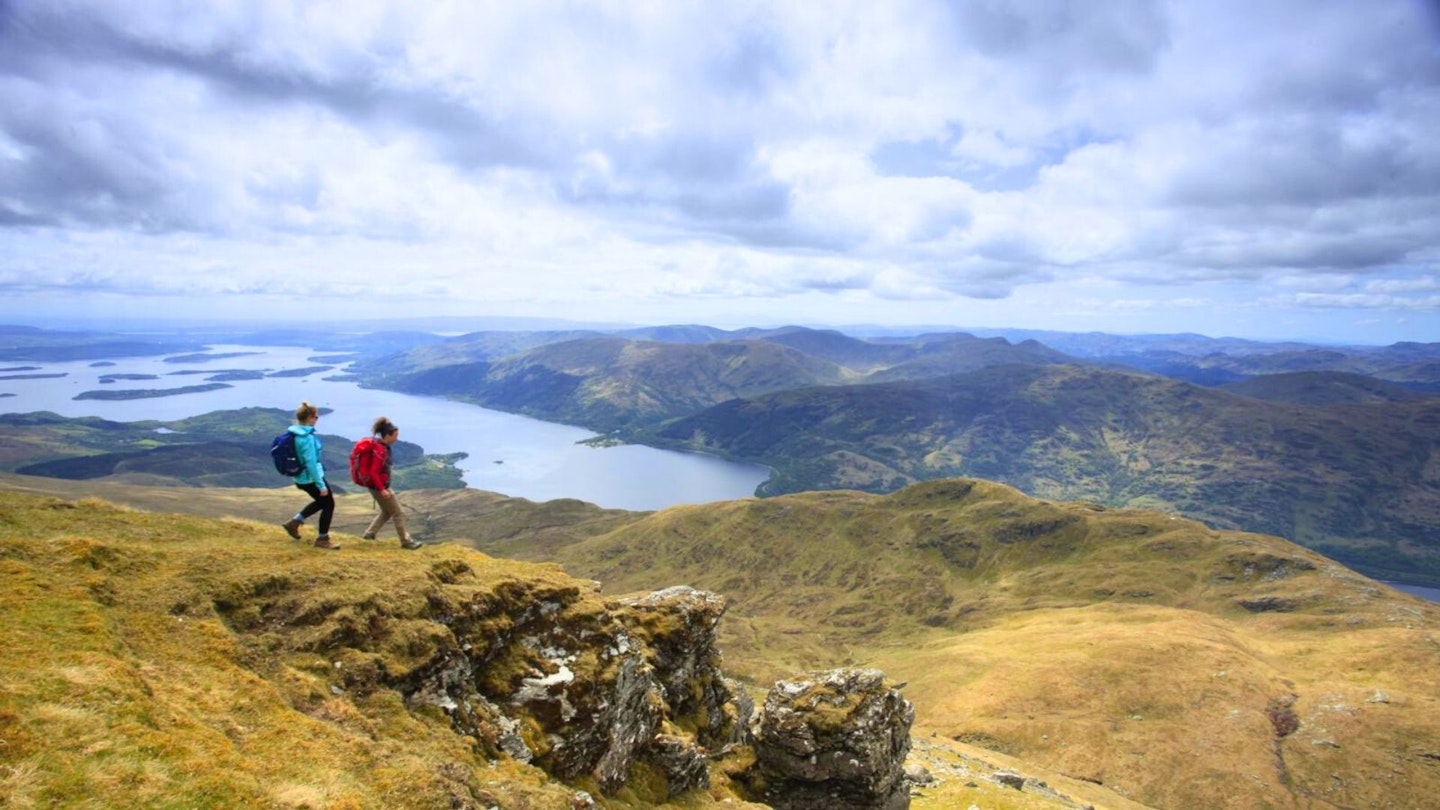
[282,519,303,540]
[400,538,422,550]
[313,535,340,550]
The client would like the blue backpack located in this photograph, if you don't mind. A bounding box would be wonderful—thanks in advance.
[270,432,303,477]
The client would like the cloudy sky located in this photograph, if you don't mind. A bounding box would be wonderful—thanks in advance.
[2,1,1438,343]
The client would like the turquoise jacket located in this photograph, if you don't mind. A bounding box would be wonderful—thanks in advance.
[288,424,326,487]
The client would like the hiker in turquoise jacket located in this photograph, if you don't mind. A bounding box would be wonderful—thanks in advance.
[291,421,325,487]
[280,401,339,550]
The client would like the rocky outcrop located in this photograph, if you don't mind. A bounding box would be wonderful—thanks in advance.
[744,668,915,810]
[401,577,737,796]
[271,562,906,806]
[614,585,751,748]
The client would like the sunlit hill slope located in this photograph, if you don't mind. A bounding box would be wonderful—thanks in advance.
[4,482,1169,810]
[455,479,1440,810]
[9,470,1434,809]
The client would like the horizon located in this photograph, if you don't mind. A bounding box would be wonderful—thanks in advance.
[0,314,1413,348]
[2,2,1438,345]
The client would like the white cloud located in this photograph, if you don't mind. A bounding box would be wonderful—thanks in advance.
[950,129,1036,170]
[1365,276,1440,294]
[1,0,1438,342]
[1287,292,1440,311]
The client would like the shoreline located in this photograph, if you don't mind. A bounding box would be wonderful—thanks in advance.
[1384,581,1440,604]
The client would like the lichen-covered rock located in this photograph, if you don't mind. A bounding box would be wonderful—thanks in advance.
[405,648,532,763]
[648,734,712,797]
[750,668,914,810]
[400,576,665,793]
[721,677,756,747]
[614,585,748,747]
[545,626,665,792]
[402,580,754,798]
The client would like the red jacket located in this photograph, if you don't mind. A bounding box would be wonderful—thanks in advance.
[350,438,391,490]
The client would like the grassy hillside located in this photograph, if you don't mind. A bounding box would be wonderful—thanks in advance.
[650,364,1440,585]
[4,473,1438,808]
[0,471,639,561]
[0,493,615,809]
[0,483,1163,810]
[356,331,1439,591]
[541,479,1440,810]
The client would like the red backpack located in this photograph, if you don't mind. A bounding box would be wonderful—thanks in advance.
[350,438,382,488]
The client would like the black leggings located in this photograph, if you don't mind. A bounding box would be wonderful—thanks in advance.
[295,482,335,535]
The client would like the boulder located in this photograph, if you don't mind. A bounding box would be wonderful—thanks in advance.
[648,734,712,797]
[750,668,914,810]
[404,581,750,797]
[403,579,667,791]
[614,585,750,747]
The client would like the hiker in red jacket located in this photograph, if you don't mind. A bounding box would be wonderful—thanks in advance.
[351,416,421,550]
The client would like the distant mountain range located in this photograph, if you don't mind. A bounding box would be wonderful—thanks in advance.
[354,326,1440,585]
[366,328,1073,430]
[1218,370,1429,404]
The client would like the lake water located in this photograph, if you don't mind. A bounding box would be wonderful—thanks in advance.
[0,344,770,510]
[1386,582,1440,604]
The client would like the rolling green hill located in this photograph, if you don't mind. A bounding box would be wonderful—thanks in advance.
[650,364,1440,584]
[369,336,856,431]
[1219,370,1427,404]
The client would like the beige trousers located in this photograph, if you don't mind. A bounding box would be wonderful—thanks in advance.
[364,488,410,542]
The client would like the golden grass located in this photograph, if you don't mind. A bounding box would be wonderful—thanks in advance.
[6,474,1439,809]
[538,479,1440,810]
[0,492,613,809]
[908,736,1158,810]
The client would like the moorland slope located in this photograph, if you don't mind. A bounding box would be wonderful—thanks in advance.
[6,474,1435,809]
[2,485,1157,810]
[548,479,1440,810]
